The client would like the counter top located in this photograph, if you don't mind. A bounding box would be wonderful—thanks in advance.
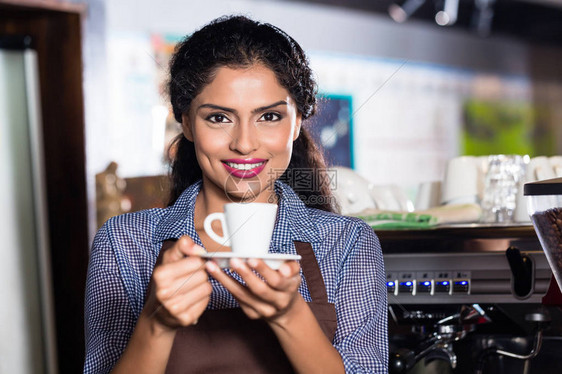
[376,223,537,241]
[376,224,540,254]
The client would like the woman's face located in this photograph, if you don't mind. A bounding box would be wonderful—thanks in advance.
[182,64,302,203]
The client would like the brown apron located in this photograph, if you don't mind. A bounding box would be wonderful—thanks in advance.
[150,239,337,374]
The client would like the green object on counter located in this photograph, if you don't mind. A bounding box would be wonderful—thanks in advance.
[356,211,438,230]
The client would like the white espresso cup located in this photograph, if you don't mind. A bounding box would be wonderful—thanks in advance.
[526,156,556,182]
[203,203,278,256]
[441,156,479,205]
[415,181,442,210]
[549,156,562,178]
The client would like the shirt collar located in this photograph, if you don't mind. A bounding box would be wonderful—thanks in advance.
[153,179,202,245]
[271,179,322,247]
[153,179,322,248]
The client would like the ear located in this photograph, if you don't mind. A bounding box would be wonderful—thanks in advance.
[292,113,302,141]
[181,113,194,142]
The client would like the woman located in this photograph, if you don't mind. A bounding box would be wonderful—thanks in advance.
[84,15,387,373]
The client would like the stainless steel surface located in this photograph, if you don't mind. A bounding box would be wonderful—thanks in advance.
[383,225,561,373]
[379,225,552,305]
[24,48,58,374]
[0,40,57,374]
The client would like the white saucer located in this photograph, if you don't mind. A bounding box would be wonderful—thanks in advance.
[199,252,301,270]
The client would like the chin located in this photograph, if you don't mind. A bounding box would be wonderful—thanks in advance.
[223,178,265,202]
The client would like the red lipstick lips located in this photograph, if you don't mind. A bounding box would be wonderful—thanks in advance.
[222,158,268,179]
[222,158,267,164]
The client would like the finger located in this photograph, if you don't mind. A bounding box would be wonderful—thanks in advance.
[238,297,276,320]
[230,258,270,296]
[247,259,301,290]
[247,259,279,283]
[162,280,212,315]
[153,256,206,284]
[279,261,301,279]
[205,260,257,303]
[206,261,289,319]
[162,236,205,264]
[156,269,209,301]
[230,258,276,301]
[177,295,211,326]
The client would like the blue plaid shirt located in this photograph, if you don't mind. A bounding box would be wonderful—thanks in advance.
[84,179,388,373]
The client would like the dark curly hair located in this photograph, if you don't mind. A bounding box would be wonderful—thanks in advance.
[167,15,339,213]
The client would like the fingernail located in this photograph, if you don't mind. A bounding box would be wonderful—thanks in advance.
[230,258,243,269]
[248,258,258,268]
[206,261,218,272]
[280,264,290,276]
[179,237,190,249]
[194,245,206,255]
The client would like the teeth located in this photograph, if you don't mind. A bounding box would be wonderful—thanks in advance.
[226,161,265,170]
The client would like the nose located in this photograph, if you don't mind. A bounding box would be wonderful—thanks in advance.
[229,121,258,155]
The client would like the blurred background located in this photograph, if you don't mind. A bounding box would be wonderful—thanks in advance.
[2,0,562,372]
[85,0,562,227]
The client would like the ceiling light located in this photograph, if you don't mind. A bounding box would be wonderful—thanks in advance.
[435,0,459,26]
[388,0,426,23]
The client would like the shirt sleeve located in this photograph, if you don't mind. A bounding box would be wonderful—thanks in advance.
[83,223,137,374]
[333,221,388,373]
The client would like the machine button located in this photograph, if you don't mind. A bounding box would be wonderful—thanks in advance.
[434,280,451,293]
[416,272,434,295]
[398,272,415,295]
[387,281,396,294]
[417,280,432,294]
[453,280,470,293]
[399,281,414,294]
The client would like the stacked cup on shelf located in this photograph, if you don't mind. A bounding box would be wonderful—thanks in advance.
[439,155,562,224]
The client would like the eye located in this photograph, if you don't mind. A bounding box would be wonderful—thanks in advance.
[206,113,231,124]
[258,112,282,122]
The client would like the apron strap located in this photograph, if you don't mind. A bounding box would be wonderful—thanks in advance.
[293,241,329,304]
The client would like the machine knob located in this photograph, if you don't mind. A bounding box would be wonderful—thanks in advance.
[389,348,416,374]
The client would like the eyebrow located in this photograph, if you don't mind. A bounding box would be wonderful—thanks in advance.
[196,100,288,115]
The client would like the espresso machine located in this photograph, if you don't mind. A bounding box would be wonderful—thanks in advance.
[381,223,562,373]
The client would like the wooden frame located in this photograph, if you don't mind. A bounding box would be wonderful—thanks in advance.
[0,1,89,372]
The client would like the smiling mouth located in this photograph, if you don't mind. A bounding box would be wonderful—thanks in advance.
[224,161,266,170]
[221,159,268,178]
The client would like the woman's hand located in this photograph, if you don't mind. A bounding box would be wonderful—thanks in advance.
[144,236,212,330]
[205,258,302,327]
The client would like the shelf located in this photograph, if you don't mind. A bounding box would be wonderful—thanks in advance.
[376,223,537,241]
[0,0,85,13]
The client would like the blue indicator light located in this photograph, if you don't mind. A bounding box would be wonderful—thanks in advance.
[387,282,395,287]
[423,281,431,286]
[460,281,468,285]
[442,281,449,286]
[405,281,412,286]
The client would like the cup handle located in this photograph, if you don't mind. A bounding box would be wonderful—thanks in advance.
[203,212,230,247]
